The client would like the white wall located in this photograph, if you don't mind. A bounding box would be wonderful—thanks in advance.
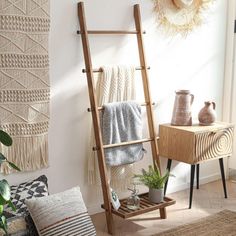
[223,0,236,169]
[3,0,228,213]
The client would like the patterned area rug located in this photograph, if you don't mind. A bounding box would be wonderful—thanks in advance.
[0,0,50,173]
[154,210,236,236]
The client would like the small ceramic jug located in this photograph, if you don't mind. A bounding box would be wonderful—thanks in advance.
[198,101,216,125]
[171,90,194,126]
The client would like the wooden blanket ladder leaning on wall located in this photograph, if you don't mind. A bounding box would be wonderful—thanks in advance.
[77,2,175,234]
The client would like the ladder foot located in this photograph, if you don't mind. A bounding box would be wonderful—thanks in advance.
[105,210,115,235]
[159,207,167,219]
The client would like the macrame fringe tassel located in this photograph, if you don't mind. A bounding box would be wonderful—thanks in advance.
[0,134,49,174]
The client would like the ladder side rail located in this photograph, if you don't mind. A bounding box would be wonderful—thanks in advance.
[77,2,114,234]
[133,4,161,171]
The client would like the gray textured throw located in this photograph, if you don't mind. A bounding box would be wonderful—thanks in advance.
[102,101,145,166]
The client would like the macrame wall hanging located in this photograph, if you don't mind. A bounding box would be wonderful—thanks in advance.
[0,0,50,174]
[153,0,215,36]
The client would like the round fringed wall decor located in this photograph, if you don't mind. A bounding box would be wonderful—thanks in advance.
[153,0,215,36]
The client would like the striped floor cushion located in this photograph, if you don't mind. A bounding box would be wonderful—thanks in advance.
[25,187,96,236]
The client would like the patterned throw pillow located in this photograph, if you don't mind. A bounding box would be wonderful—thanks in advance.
[25,187,96,236]
[4,175,49,217]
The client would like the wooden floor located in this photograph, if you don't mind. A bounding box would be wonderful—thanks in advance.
[91,180,236,235]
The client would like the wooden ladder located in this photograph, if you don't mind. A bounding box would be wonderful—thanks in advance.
[77,2,172,234]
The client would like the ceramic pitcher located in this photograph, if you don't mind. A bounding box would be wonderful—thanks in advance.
[171,90,194,126]
[198,101,216,125]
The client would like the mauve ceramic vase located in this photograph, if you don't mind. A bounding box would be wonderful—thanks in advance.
[198,101,216,125]
[171,90,194,126]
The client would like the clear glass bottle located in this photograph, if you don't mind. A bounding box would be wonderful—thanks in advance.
[127,184,140,210]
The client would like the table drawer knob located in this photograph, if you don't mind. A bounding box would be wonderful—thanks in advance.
[209,130,225,135]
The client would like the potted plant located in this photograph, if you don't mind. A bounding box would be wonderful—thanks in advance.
[135,165,172,203]
[0,130,20,235]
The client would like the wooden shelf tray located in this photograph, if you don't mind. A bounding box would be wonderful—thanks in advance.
[101,193,176,219]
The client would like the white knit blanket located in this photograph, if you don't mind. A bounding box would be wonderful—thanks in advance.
[0,0,50,174]
[88,66,139,190]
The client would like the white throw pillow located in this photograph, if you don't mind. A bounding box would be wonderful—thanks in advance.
[25,186,96,236]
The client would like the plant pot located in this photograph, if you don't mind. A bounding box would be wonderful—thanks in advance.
[148,188,164,203]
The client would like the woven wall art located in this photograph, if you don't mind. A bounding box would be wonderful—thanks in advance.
[0,0,50,174]
[153,0,215,36]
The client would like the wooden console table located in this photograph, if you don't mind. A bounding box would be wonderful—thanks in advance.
[159,122,234,209]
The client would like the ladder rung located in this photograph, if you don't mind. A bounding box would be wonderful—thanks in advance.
[82,66,150,73]
[104,138,152,149]
[87,102,155,112]
[93,137,159,151]
[77,30,146,35]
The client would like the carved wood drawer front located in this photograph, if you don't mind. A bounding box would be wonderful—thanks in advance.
[195,127,234,163]
[159,122,234,164]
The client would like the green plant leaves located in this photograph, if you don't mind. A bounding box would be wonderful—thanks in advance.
[0,215,7,234]
[0,154,6,164]
[0,180,10,202]
[7,200,16,212]
[134,165,174,189]
[0,156,21,172]
[0,183,10,233]
[0,195,6,206]
[0,130,12,147]
[7,162,21,172]
[0,131,19,235]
